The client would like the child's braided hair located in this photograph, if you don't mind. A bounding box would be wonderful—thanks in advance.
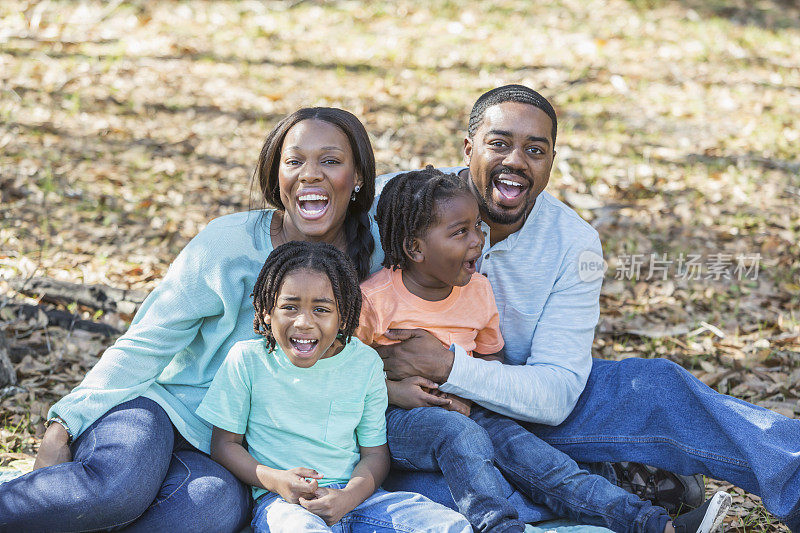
[375,165,471,271]
[252,241,362,352]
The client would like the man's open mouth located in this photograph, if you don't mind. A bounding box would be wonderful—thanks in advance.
[493,177,526,201]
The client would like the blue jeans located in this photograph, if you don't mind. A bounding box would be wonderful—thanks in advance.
[251,483,471,532]
[389,358,800,532]
[530,358,800,531]
[386,406,669,533]
[386,405,525,533]
[0,396,250,533]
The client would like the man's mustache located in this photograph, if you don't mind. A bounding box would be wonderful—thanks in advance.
[490,166,528,182]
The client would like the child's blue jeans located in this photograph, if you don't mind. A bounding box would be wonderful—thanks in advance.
[0,396,251,533]
[251,483,471,532]
[386,404,669,533]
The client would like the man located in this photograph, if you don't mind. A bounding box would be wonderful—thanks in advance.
[375,85,800,530]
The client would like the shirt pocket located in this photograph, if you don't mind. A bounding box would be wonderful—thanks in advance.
[501,304,540,364]
[324,400,364,449]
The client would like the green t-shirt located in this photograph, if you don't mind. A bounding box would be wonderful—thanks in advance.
[196,337,387,500]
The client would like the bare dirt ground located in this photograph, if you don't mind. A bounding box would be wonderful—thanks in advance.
[1,1,798,530]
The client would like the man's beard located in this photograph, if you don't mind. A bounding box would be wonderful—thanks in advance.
[470,174,528,226]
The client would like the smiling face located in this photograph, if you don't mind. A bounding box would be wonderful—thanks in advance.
[405,193,484,298]
[464,101,555,238]
[277,119,361,245]
[265,268,343,368]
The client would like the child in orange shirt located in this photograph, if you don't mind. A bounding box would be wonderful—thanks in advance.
[356,166,731,533]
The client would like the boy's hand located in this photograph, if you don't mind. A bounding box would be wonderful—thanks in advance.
[299,486,357,526]
[271,467,323,504]
[387,376,451,409]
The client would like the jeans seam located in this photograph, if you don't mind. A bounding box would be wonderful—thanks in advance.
[545,435,750,467]
[149,452,191,507]
[100,452,191,531]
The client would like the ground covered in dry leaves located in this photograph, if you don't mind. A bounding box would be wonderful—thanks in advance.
[1,0,798,530]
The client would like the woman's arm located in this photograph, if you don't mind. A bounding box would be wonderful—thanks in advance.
[210,427,321,504]
[44,220,240,448]
[299,444,389,526]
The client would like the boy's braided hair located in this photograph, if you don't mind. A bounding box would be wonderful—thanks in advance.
[252,241,362,352]
[375,165,471,271]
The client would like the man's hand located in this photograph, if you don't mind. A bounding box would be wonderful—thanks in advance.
[376,329,454,382]
[299,486,357,526]
[33,422,72,470]
[387,377,452,409]
[270,467,323,504]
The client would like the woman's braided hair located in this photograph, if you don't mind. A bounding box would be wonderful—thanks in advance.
[375,165,471,271]
[252,241,362,352]
[253,107,376,281]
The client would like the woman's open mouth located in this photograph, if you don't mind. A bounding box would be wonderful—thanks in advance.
[297,193,330,220]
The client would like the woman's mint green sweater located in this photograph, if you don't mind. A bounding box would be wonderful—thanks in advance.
[49,210,384,453]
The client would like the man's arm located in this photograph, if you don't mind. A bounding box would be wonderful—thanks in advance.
[439,239,602,425]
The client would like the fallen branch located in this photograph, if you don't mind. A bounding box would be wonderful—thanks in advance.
[8,277,146,315]
[8,303,122,337]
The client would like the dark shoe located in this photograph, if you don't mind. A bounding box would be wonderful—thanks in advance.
[672,491,732,533]
[610,462,705,514]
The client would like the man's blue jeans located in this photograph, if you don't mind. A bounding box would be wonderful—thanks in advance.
[252,483,472,532]
[0,396,251,533]
[386,406,669,533]
[387,357,800,532]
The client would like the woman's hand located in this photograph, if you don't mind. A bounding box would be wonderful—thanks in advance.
[270,467,323,504]
[33,422,72,470]
[299,486,356,526]
[376,329,454,382]
[387,376,451,409]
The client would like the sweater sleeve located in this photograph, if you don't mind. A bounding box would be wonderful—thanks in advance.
[439,237,601,425]
[48,227,227,439]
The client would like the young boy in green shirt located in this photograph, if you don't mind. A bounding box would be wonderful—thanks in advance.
[197,241,470,533]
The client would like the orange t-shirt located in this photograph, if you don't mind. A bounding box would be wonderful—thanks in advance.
[356,268,504,356]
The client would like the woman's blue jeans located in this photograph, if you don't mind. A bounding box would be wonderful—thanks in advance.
[0,396,251,533]
[386,357,800,532]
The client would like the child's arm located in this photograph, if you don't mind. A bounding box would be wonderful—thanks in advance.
[299,444,390,526]
[210,426,322,504]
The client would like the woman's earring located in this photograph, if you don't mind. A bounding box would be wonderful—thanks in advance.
[351,185,361,202]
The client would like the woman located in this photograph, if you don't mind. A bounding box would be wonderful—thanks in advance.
[0,108,383,532]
